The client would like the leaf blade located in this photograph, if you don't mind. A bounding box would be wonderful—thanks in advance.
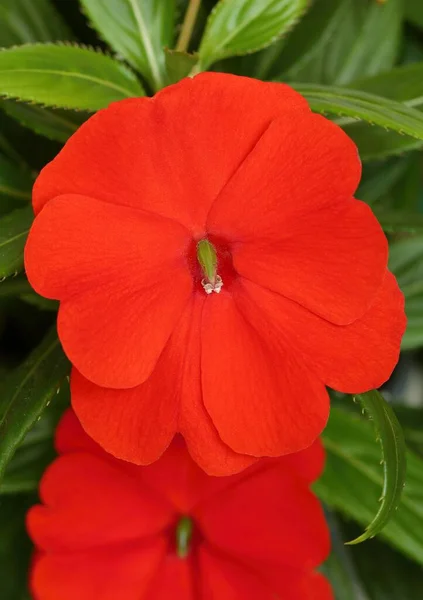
[0,205,33,278]
[292,83,423,140]
[0,0,72,46]
[80,0,175,90]
[198,0,309,70]
[0,44,145,111]
[315,407,423,563]
[346,391,407,544]
[0,99,85,143]
[0,330,69,486]
[0,154,33,215]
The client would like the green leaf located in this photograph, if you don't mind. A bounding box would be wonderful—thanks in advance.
[0,44,145,111]
[80,0,175,90]
[340,62,423,160]
[0,0,72,47]
[346,391,406,545]
[1,385,68,495]
[0,329,69,487]
[0,99,85,143]
[278,0,401,86]
[406,0,423,29]
[0,274,58,310]
[357,157,410,206]
[315,407,423,564]
[0,205,33,278]
[0,494,33,600]
[198,0,309,70]
[269,0,348,80]
[324,513,423,600]
[292,83,423,141]
[327,0,402,86]
[394,406,423,455]
[0,154,32,215]
[349,61,423,102]
[0,274,31,297]
[345,123,423,162]
[389,236,423,284]
[389,236,423,351]
[321,513,368,600]
[372,208,423,234]
[164,49,197,84]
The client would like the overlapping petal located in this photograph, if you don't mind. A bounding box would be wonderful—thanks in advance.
[207,113,388,325]
[24,72,405,475]
[199,549,333,600]
[71,294,256,475]
[25,194,192,388]
[30,540,166,600]
[235,273,405,393]
[147,555,196,600]
[196,462,329,569]
[28,412,332,600]
[201,291,329,456]
[176,294,257,475]
[33,73,309,234]
[27,454,173,552]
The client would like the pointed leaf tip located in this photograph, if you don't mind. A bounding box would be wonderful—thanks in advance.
[346,390,407,545]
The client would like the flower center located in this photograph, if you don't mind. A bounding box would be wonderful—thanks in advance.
[196,239,223,295]
[175,515,194,558]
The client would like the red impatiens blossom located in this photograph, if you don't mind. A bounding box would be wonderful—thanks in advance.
[24,73,406,475]
[27,410,333,600]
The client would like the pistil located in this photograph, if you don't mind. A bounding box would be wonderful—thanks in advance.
[196,239,223,294]
[176,516,193,558]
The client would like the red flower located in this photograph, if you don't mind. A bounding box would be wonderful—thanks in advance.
[25,73,405,475]
[27,410,332,600]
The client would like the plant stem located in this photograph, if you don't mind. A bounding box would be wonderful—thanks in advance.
[175,0,201,53]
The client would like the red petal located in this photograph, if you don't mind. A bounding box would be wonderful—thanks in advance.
[282,438,326,484]
[196,462,330,570]
[236,273,405,393]
[71,296,254,473]
[25,194,192,388]
[199,547,276,599]
[250,563,334,600]
[177,294,257,476]
[147,554,196,600]
[201,291,329,457]
[27,454,174,552]
[30,539,165,600]
[136,437,211,513]
[199,547,333,599]
[207,113,387,325]
[70,347,179,466]
[54,408,104,456]
[33,74,309,234]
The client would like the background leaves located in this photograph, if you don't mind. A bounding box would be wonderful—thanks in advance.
[0,43,145,110]
[0,206,33,278]
[0,329,69,487]
[198,0,309,69]
[80,0,175,90]
[316,407,423,565]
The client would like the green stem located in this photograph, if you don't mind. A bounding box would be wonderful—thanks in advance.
[176,0,201,53]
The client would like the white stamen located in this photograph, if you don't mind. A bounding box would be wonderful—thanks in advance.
[201,275,223,295]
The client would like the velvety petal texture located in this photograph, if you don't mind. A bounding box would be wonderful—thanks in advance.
[25,194,192,388]
[27,411,333,600]
[25,72,405,473]
[32,74,309,231]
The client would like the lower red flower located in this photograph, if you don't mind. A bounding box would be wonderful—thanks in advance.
[27,410,333,600]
